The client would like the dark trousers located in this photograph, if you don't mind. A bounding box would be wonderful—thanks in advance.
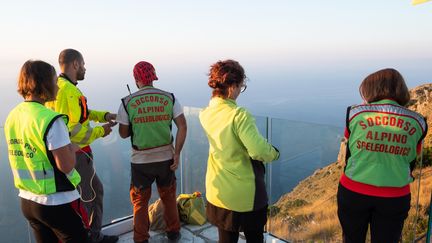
[21,198,89,243]
[337,184,410,243]
[218,228,264,243]
[76,152,104,242]
[129,160,180,242]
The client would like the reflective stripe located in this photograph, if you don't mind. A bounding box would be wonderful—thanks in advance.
[11,168,54,181]
[70,123,82,137]
[79,127,93,144]
[349,104,427,132]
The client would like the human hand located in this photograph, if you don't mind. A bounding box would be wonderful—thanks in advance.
[102,123,113,137]
[170,153,180,171]
[105,113,117,122]
[108,120,118,127]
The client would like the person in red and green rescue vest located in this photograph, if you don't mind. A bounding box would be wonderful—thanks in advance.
[337,68,428,243]
[45,49,118,243]
[116,61,187,243]
[5,60,89,242]
[199,60,280,243]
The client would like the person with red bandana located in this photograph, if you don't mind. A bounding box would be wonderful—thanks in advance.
[337,68,428,243]
[117,61,187,243]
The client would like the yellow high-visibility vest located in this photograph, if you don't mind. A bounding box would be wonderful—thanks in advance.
[5,102,80,194]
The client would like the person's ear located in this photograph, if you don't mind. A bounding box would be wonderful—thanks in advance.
[73,60,79,70]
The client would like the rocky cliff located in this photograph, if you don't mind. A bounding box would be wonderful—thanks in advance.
[407,83,432,147]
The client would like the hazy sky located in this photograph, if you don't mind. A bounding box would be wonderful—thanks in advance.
[0,0,431,125]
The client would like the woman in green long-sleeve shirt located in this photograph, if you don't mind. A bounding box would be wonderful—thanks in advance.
[199,60,280,243]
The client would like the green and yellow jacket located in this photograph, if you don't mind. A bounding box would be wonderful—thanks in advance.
[45,74,109,148]
[199,97,279,212]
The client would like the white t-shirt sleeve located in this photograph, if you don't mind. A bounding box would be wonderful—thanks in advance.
[47,117,71,150]
[116,103,130,125]
[173,98,183,119]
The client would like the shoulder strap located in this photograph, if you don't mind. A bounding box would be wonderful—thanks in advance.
[345,106,352,133]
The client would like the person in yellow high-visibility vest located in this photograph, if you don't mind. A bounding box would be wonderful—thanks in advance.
[5,60,89,242]
[45,49,118,243]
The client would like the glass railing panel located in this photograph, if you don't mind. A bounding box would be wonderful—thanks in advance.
[268,119,343,203]
[89,130,134,225]
[0,127,33,242]
[180,107,208,195]
[254,115,268,137]
[266,119,343,242]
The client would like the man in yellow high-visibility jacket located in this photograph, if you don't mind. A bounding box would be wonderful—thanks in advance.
[46,49,118,243]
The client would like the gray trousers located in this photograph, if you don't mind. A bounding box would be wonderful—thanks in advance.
[76,152,104,243]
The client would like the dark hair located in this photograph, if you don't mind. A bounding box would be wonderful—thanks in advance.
[18,60,57,101]
[58,48,82,66]
[359,68,410,106]
[208,59,246,98]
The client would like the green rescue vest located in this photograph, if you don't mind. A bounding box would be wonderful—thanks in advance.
[5,102,81,194]
[121,86,174,150]
[345,99,427,187]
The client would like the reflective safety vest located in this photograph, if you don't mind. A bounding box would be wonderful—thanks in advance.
[45,75,108,148]
[4,102,81,194]
[121,86,174,150]
[345,99,428,187]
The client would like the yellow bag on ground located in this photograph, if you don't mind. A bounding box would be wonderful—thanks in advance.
[148,199,166,231]
[176,192,207,225]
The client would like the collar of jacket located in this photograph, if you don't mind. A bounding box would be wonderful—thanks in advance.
[59,73,77,86]
[368,99,399,106]
[209,97,237,107]
[138,85,154,90]
[23,100,44,105]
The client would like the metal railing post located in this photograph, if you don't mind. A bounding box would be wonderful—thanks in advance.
[266,116,273,238]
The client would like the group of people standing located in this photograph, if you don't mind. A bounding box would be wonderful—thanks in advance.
[5,50,119,243]
[4,48,428,243]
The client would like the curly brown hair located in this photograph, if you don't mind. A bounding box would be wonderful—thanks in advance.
[208,59,246,98]
[18,60,57,101]
[359,68,410,106]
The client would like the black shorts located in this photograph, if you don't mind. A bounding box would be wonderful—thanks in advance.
[130,159,176,189]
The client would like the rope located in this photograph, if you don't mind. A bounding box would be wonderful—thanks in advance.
[76,149,97,203]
